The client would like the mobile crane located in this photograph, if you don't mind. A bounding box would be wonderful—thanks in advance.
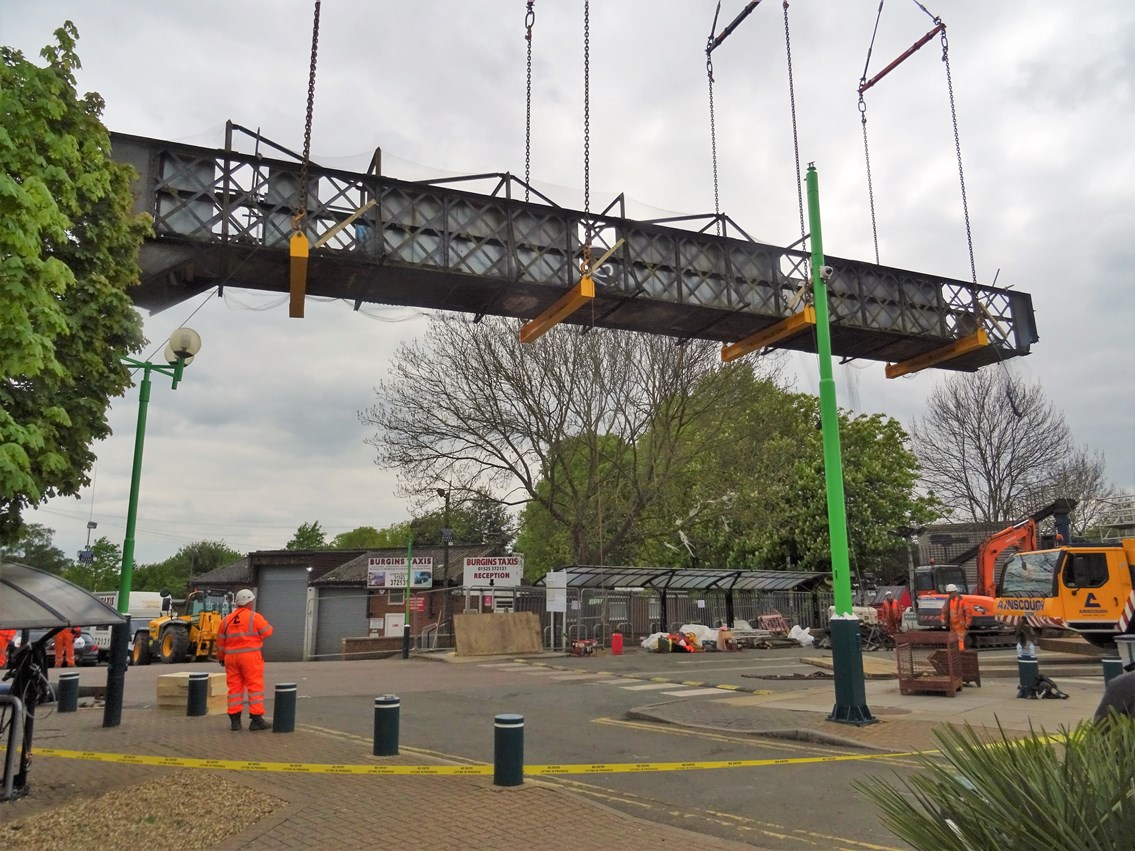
[995,531,1135,649]
[912,500,1076,646]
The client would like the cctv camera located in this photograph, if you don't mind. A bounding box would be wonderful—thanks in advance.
[820,265,834,281]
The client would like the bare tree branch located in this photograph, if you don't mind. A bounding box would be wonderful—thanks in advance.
[360,315,769,563]
[911,368,1119,526]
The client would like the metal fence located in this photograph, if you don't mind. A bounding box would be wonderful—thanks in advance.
[409,586,836,652]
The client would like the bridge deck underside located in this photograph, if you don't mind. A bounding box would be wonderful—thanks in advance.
[115,133,1037,371]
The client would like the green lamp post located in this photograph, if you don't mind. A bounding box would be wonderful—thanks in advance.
[806,166,874,725]
[103,328,202,728]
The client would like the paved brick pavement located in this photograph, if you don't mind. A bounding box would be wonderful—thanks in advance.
[2,651,1108,849]
[3,705,755,850]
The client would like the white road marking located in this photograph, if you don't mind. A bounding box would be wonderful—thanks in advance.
[621,683,686,691]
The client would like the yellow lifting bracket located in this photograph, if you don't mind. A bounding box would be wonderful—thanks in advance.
[519,239,623,344]
[884,327,989,379]
[720,306,816,363]
[289,228,309,319]
[519,275,596,344]
[289,0,322,319]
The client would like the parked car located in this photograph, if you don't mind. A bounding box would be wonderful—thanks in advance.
[10,628,101,667]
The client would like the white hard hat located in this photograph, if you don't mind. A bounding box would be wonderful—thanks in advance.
[945,584,958,593]
[235,588,256,606]
[884,591,893,597]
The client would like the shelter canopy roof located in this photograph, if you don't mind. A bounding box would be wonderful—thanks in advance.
[537,566,826,593]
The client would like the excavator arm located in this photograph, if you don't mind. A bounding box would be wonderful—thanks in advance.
[975,499,1077,597]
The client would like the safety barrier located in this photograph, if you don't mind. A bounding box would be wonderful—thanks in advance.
[566,624,589,644]
[418,623,439,651]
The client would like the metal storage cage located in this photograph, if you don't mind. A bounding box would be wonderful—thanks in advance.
[894,632,963,696]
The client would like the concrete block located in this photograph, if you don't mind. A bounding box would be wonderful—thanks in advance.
[156,671,228,715]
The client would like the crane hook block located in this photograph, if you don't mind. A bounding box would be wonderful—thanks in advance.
[289,231,310,319]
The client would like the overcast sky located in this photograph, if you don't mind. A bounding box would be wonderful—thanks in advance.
[8,1,1133,565]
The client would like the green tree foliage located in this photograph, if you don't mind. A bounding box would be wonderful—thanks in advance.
[411,493,514,548]
[650,388,937,574]
[286,521,327,550]
[515,434,641,578]
[0,24,149,540]
[0,522,70,573]
[517,366,938,579]
[61,535,120,590]
[857,719,1135,850]
[330,526,387,549]
[132,540,243,594]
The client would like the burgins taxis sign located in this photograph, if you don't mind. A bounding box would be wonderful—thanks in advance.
[462,555,524,588]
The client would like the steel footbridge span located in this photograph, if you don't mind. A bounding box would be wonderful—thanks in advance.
[112,129,1037,374]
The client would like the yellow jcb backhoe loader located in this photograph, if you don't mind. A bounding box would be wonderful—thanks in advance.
[132,589,233,665]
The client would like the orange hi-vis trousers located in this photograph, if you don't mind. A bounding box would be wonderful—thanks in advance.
[54,629,75,667]
[224,651,266,716]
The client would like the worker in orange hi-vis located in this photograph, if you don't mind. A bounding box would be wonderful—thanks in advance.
[0,628,16,668]
[54,626,79,668]
[943,584,970,649]
[216,589,274,732]
[880,591,903,636]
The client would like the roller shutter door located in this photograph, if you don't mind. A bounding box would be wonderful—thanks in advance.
[256,566,308,662]
[314,588,368,661]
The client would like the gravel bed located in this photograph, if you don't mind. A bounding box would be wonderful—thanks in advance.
[2,771,281,850]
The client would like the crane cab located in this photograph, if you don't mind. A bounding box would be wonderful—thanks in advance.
[997,539,1135,648]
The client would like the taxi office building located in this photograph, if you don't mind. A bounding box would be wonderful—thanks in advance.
[194,544,506,661]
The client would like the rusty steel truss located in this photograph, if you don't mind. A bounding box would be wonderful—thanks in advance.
[111,127,1037,372]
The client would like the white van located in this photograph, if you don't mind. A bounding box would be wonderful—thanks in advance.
[89,591,170,661]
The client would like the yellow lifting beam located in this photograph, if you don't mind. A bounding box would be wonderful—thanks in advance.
[519,239,622,344]
[519,275,595,344]
[720,306,816,363]
[884,327,989,379]
[288,231,309,318]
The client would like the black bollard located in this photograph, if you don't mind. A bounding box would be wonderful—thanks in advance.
[373,695,400,756]
[1017,658,1039,696]
[494,713,524,787]
[187,672,209,716]
[1102,658,1124,685]
[57,671,80,713]
[274,682,297,733]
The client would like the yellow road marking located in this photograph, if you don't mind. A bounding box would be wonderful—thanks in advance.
[30,745,923,775]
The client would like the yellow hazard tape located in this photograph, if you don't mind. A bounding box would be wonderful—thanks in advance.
[31,747,920,775]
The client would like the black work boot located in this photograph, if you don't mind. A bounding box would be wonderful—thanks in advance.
[248,714,271,731]
[229,712,242,731]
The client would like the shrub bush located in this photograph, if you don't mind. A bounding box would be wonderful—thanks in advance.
[856,715,1135,850]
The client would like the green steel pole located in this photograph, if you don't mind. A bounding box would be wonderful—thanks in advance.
[117,364,152,614]
[806,164,874,725]
[103,362,153,727]
[104,356,186,727]
[806,167,853,617]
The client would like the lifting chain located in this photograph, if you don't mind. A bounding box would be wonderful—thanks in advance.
[524,1,535,203]
[858,0,885,266]
[940,28,977,286]
[706,40,721,236]
[858,93,880,266]
[581,0,592,273]
[782,1,804,247]
[296,0,321,231]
